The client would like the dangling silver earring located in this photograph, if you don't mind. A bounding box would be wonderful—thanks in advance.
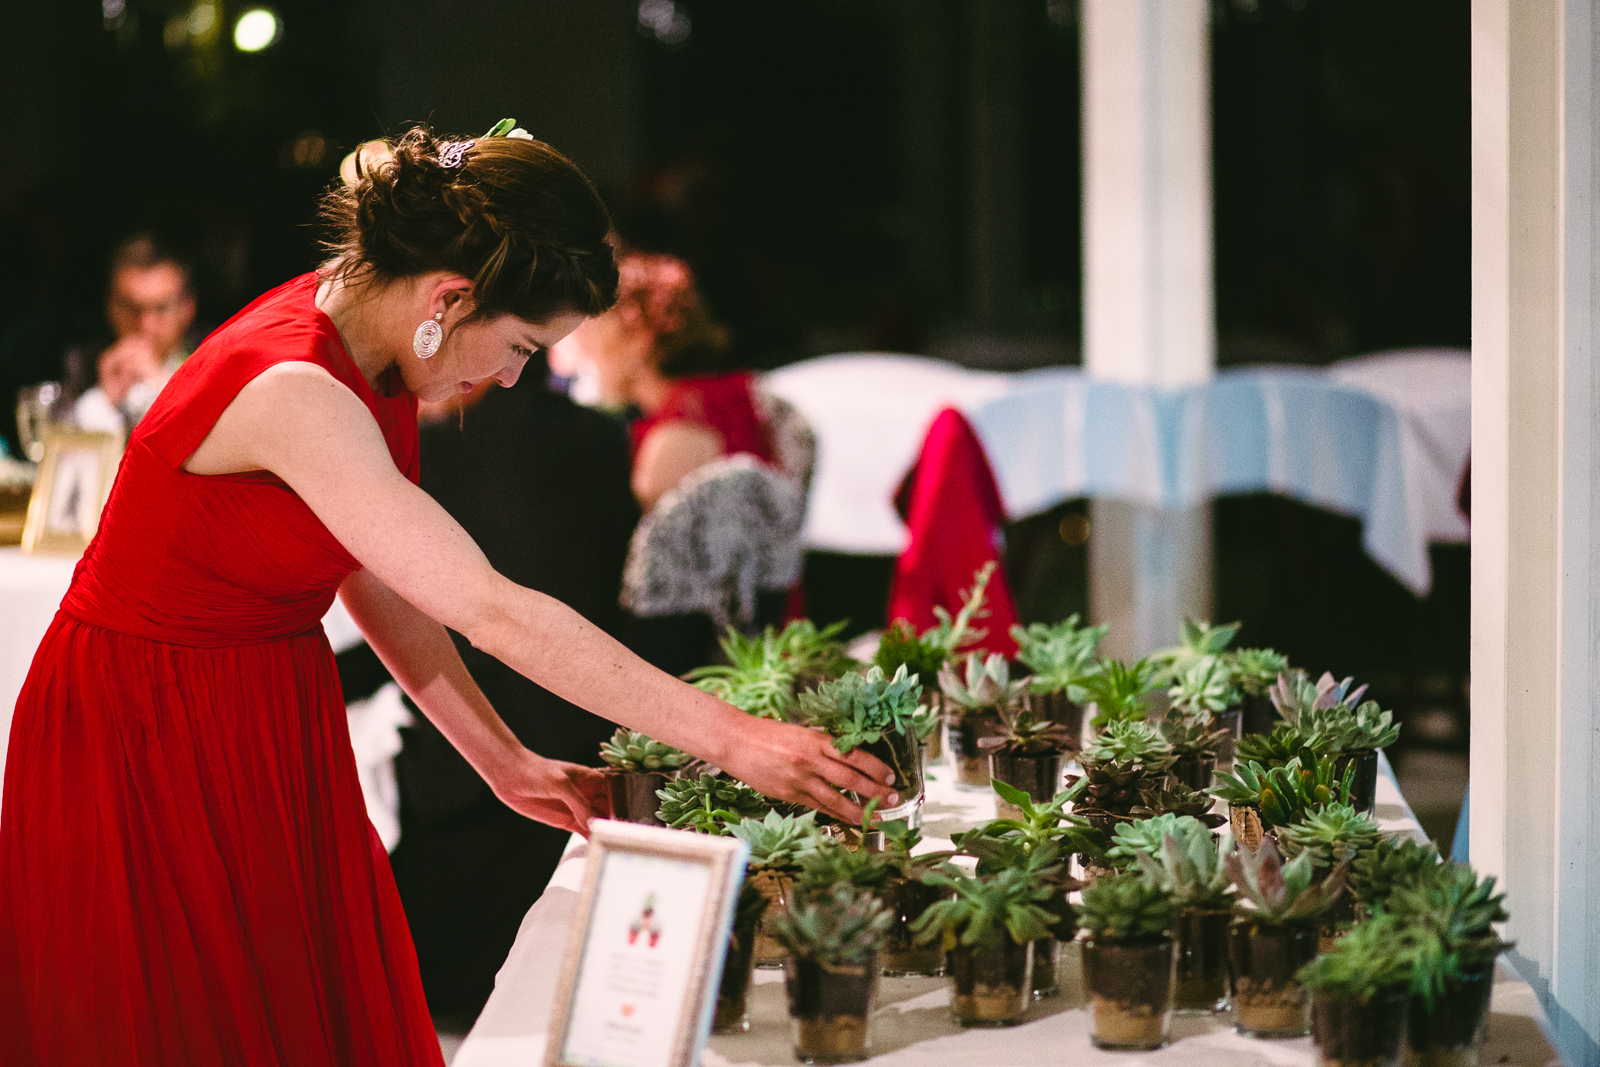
[413,312,444,359]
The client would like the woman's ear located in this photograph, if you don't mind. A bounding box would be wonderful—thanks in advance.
[427,275,477,322]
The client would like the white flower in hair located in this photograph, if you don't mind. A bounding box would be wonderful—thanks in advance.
[507,128,533,140]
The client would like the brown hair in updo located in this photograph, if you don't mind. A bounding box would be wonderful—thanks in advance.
[320,126,618,324]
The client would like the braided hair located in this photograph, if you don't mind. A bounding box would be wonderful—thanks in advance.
[320,126,618,324]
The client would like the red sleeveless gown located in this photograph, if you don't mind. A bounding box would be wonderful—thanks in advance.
[0,274,444,1066]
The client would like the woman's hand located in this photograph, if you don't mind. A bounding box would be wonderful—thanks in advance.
[488,748,613,837]
[710,715,899,825]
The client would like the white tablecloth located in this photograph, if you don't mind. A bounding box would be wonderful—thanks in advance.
[453,753,1558,1067]
[765,350,1470,595]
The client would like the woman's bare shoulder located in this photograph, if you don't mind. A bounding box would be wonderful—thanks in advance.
[182,360,380,476]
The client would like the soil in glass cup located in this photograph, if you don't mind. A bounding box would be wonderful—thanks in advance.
[1082,936,1176,1051]
[1230,920,1318,1038]
[784,954,879,1064]
[948,938,1033,1026]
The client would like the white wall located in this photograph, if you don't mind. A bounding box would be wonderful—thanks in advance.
[1470,2,1600,1061]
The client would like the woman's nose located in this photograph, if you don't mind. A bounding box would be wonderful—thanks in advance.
[495,361,525,388]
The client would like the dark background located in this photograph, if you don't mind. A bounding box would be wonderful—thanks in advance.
[0,0,1472,777]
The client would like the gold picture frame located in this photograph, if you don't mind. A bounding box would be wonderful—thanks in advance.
[21,428,123,556]
[546,820,748,1067]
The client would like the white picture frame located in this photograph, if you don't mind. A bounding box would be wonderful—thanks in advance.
[21,428,122,556]
[546,820,748,1067]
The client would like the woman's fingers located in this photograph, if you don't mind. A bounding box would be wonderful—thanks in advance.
[832,745,898,793]
[801,779,864,825]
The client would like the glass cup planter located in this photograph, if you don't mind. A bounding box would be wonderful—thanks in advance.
[1172,909,1232,1014]
[1215,707,1244,767]
[1032,879,1076,999]
[1024,689,1083,745]
[1082,936,1177,1051]
[922,694,944,762]
[784,953,880,1064]
[858,729,924,822]
[752,869,795,968]
[1030,937,1060,999]
[948,937,1033,1026]
[947,709,1004,791]
[880,877,946,977]
[713,897,763,1034]
[1334,749,1380,814]
[1241,692,1277,737]
[988,750,1065,820]
[1168,753,1217,793]
[1230,920,1318,1037]
[1405,966,1494,1067]
[604,769,669,826]
[1311,986,1409,1067]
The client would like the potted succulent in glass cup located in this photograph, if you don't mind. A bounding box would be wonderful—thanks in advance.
[1300,915,1418,1067]
[1247,670,1399,815]
[874,619,952,762]
[910,866,1053,1026]
[1069,720,1175,852]
[656,773,776,833]
[1388,864,1512,1067]
[870,817,956,976]
[686,626,802,722]
[597,729,694,825]
[1129,822,1237,1014]
[1209,750,1357,851]
[714,876,772,1033]
[1077,657,1161,740]
[796,665,932,821]
[1079,871,1177,1050]
[981,705,1074,817]
[728,810,824,969]
[1277,800,1383,950]
[1010,614,1109,743]
[1223,646,1290,742]
[1163,659,1237,790]
[938,653,1029,790]
[1225,836,1350,1038]
[772,882,895,1064]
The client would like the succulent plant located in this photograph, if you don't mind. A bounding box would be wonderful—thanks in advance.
[1131,782,1228,829]
[727,810,822,870]
[910,866,1055,949]
[1349,836,1441,910]
[1105,814,1211,868]
[1160,707,1231,760]
[796,665,928,754]
[921,561,997,657]
[961,779,1108,862]
[1233,723,1307,768]
[598,728,693,773]
[1207,753,1355,828]
[792,837,894,902]
[873,619,949,685]
[656,774,774,834]
[1224,647,1290,698]
[772,619,857,680]
[1078,658,1160,728]
[872,817,955,880]
[1261,670,1399,757]
[1071,722,1176,826]
[1132,823,1236,913]
[1153,618,1241,681]
[937,651,1028,714]
[1226,836,1348,926]
[1384,863,1511,972]
[686,619,855,720]
[978,702,1074,756]
[1296,913,1424,1001]
[1082,718,1174,769]
[1077,871,1174,942]
[1270,669,1368,726]
[1277,803,1384,870]
[1317,700,1402,754]
[1010,615,1109,696]
[771,882,895,964]
[1167,657,1240,718]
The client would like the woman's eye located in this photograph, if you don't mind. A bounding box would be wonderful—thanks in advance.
[513,344,541,360]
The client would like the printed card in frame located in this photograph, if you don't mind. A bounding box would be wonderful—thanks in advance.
[546,820,748,1067]
[21,428,122,556]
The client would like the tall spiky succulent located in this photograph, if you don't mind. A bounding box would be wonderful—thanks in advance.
[1226,837,1348,926]
[1077,871,1174,942]
[686,630,798,721]
[598,728,693,773]
[727,810,822,870]
[1010,615,1109,697]
[1296,914,1425,1002]
[797,665,927,754]
[1078,658,1160,728]
[938,652,1028,713]
[771,882,895,964]
[1349,836,1441,910]
[911,866,1055,949]
[1105,814,1210,868]
[980,702,1074,756]
[1277,803,1384,870]
[1132,824,1236,913]
[656,774,773,834]
[921,561,997,657]
[1384,863,1511,973]
[1153,618,1241,681]
[1225,647,1290,698]
[1207,754,1355,828]
[772,619,856,680]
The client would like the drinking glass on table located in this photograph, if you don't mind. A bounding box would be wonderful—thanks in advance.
[16,383,63,462]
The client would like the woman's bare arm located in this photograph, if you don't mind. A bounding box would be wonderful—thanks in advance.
[186,363,895,821]
[632,421,723,509]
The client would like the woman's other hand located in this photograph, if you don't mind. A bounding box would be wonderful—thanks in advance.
[711,716,898,825]
[489,750,613,837]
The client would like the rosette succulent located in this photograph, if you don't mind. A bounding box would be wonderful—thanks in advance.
[1384,863,1511,997]
[1132,822,1235,913]
[1073,720,1175,824]
[727,810,822,870]
[1077,871,1174,942]
[1349,835,1441,911]
[686,619,855,720]
[1276,803,1384,870]
[1167,657,1240,719]
[1106,814,1211,868]
[797,665,928,754]
[1296,913,1424,1001]
[1010,615,1109,697]
[1226,837,1348,925]
[1208,753,1355,828]
[1153,618,1240,680]
[1131,783,1227,828]
[772,882,895,964]
[656,774,774,834]
[598,728,692,773]
[1225,647,1290,698]
[980,702,1074,756]
[1078,658,1160,728]
[938,652,1028,713]
[792,836,894,902]
[910,866,1055,949]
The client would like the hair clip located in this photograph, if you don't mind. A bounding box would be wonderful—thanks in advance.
[439,140,474,169]
[484,118,533,141]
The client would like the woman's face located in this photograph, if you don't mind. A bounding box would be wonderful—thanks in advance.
[407,309,586,403]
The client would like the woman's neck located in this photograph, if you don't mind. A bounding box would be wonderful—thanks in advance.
[315,271,406,391]
[632,368,676,414]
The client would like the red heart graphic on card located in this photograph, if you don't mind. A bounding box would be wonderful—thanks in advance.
[620,1004,635,1018]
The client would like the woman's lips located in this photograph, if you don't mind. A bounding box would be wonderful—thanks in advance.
[459,381,474,394]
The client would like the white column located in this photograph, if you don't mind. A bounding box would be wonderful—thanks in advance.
[1471,1,1600,1062]
[1081,0,1214,658]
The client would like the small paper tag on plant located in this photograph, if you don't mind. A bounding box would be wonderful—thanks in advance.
[1232,806,1265,851]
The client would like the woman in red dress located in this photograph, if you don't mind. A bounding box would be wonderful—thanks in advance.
[0,128,894,1066]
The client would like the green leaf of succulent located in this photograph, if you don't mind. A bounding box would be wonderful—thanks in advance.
[1225,836,1349,925]
[1077,871,1174,941]
[796,665,924,754]
[937,651,1027,712]
[1296,913,1427,1001]
[1167,657,1241,719]
[1224,647,1290,697]
[1010,615,1110,696]
[597,727,692,772]
[1131,825,1235,912]
[874,619,948,682]
[771,882,895,963]
[910,865,1054,948]
[1349,836,1442,909]
[1082,718,1173,771]
[922,562,996,656]
[1078,658,1160,728]
[1107,814,1210,868]
[726,810,822,870]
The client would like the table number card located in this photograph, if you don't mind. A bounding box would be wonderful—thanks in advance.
[547,820,748,1067]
